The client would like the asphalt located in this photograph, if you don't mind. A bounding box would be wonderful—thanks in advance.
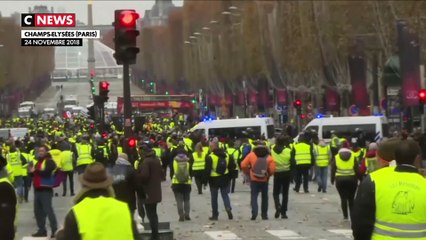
[18,172,354,240]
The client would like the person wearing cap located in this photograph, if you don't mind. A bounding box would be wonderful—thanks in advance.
[0,153,16,240]
[352,140,426,240]
[136,143,163,240]
[55,162,139,240]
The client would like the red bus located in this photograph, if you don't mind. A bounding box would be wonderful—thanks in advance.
[117,94,196,117]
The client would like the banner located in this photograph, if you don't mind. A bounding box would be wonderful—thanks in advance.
[249,91,257,105]
[236,91,245,106]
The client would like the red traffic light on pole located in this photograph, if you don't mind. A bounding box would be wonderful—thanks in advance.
[128,137,137,148]
[100,81,110,91]
[293,99,302,108]
[419,89,426,104]
[119,11,139,27]
[113,9,140,65]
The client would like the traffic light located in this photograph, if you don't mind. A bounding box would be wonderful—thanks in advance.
[419,89,426,104]
[165,91,169,95]
[294,99,302,115]
[87,104,95,120]
[113,9,140,65]
[99,81,110,102]
[128,137,137,148]
[191,97,197,104]
[91,86,96,94]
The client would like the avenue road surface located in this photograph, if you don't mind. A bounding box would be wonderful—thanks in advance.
[19,175,353,240]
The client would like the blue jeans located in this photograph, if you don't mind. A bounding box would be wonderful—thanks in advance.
[13,176,24,198]
[250,181,269,218]
[315,166,328,192]
[210,184,232,217]
[34,190,57,233]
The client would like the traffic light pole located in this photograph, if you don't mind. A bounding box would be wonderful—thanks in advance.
[123,62,132,138]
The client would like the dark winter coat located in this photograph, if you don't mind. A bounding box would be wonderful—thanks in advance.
[205,148,236,188]
[351,165,421,240]
[136,150,163,204]
[110,158,137,211]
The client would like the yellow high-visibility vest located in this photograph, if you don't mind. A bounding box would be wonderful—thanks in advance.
[271,145,291,172]
[210,154,229,177]
[335,153,355,176]
[371,167,426,240]
[72,196,134,240]
[192,152,206,171]
[294,143,312,165]
[314,145,330,167]
[172,160,192,185]
[76,143,94,166]
[7,151,23,177]
[61,150,74,171]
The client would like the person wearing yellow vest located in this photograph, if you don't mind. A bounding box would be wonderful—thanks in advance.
[74,138,94,175]
[60,141,75,197]
[291,134,314,193]
[271,135,293,219]
[330,131,340,156]
[191,143,207,194]
[55,162,139,240]
[226,140,241,194]
[171,147,192,222]
[20,149,31,202]
[313,139,331,193]
[0,154,17,240]
[352,140,426,240]
[359,142,379,177]
[205,141,235,221]
[6,145,27,203]
[330,141,359,220]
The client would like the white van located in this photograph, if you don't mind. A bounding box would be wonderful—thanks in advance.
[190,117,275,141]
[296,116,389,143]
[19,101,36,109]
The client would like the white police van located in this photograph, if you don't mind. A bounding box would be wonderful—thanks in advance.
[190,117,275,141]
[295,115,389,143]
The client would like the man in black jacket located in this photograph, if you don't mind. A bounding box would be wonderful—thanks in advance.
[352,139,426,239]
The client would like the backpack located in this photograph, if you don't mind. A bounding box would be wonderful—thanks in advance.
[251,157,268,178]
[215,155,228,175]
[94,147,107,163]
[241,144,251,159]
[175,161,190,183]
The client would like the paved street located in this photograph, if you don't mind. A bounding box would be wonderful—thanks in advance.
[34,79,144,110]
[18,173,353,240]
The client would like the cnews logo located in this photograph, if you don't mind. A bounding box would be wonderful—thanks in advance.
[21,13,76,27]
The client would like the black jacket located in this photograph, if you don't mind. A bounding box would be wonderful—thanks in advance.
[352,165,421,240]
[110,159,137,211]
[205,148,236,188]
[56,189,140,240]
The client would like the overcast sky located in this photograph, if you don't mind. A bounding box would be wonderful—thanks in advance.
[0,0,183,25]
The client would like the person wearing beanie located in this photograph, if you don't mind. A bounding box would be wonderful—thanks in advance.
[352,140,426,240]
[0,153,16,240]
[56,162,139,240]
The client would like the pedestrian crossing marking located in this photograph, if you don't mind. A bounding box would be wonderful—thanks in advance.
[267,230,306,239]
[205,230,242,240]
[327,229,353,239]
